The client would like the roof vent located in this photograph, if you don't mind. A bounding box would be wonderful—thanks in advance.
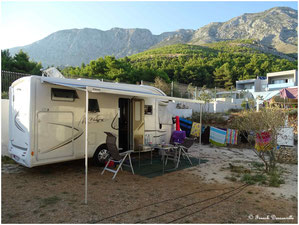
[42,67,65,78]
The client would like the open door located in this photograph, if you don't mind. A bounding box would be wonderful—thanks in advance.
[132,99,145,150]
[119,98,130,151]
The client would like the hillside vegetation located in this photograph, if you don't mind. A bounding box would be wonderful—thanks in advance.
[61,41,297,89]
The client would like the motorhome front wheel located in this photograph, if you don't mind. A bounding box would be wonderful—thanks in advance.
[93,145,110,166]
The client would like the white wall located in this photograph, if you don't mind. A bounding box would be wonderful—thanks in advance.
[1,99,9,156]
[167,100,242,116]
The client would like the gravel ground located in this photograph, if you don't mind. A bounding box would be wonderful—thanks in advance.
[1,145,297,223]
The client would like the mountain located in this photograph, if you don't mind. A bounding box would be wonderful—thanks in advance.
[8,7,297,67]
[189,7,298,54]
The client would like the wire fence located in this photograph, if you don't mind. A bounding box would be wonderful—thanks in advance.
[1,70,226,99]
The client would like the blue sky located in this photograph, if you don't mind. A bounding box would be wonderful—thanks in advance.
[1,1,298,49]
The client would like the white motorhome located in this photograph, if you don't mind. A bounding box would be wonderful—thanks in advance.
[9,75,202,167]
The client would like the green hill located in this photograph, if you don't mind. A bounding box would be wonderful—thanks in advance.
[61,41,297,89]
[129,41,297,88]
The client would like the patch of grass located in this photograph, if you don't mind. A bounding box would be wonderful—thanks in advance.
[251,162,264,170]
[225,176,237,182]
[241,173,267,185]
[268,170,285,187]
[41,196,61,207]
[2,156,15,164]
[230,164,250,174]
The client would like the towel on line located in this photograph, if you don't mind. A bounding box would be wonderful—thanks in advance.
[209,126,227,147]
[179,118,192,137]
[190,122,201,137]
[226,129,238,145]
[255,132,272,151]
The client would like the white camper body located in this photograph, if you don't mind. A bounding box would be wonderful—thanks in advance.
[9,76,181,167]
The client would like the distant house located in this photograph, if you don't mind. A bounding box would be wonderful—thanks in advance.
[235,70,298,100]
[236,77,267,92]
[266,70,297,91]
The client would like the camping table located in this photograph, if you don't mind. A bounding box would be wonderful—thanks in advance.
[137,145,155,167]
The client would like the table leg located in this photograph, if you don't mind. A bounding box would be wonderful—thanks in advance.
[139,150,141,168]
[150,148,153,165]
[175,148,181,169]
[162,150,165,174]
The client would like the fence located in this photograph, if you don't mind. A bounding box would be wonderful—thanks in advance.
[1,71,30,94]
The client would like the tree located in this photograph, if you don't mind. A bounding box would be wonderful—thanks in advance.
[1,50,13,71]
[153,77,171,95]
[213,63,233,89]
[232,108,287,173]
[1,50,42,75]
[198,85,213,112]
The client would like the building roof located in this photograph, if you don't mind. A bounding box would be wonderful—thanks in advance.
[236,79,256,84]
[251,90,280,100]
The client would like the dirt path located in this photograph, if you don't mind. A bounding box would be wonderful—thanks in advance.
[1,157,297,223]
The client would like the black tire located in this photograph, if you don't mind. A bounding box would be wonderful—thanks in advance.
[93,144,110,166]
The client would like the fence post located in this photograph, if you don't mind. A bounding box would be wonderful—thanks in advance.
[171,81,174,97]
[214,101,217,113]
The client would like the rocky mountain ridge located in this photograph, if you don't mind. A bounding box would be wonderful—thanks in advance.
[8,7,297,67]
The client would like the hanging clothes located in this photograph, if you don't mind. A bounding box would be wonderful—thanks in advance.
[240,131,249,143]
[179,118,193,137]
[255,132,272,151]
[190,122,201,137]
[201,126,210,145]
[226,129,238,145]
[209,126,227,147]
[158,105,172,125]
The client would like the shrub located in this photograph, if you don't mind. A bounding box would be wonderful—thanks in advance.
[232,107,287,173]
[191,112,227,125]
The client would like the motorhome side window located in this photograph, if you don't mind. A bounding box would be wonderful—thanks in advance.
[144,105,153,115]
[88,99,100,112]
[51,88,79,102]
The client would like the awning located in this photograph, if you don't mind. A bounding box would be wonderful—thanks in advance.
[280,87,298,99]
[41,76,204,104]
[252,90,280,101]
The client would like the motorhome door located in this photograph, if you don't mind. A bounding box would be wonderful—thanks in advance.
[119,98,130,151]
[132,99,145,150]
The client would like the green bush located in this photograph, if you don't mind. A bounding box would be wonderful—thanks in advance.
[241,173,267,185]
[268,170,285,187]
[1,91,9,99]
[191,112,227,125]
[227,108,243,113]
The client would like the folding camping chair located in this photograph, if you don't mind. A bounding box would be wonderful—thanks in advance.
[101,132,134,179]
[165,137,194,169]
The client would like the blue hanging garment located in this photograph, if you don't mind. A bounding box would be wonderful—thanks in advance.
[179,118,192,137]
